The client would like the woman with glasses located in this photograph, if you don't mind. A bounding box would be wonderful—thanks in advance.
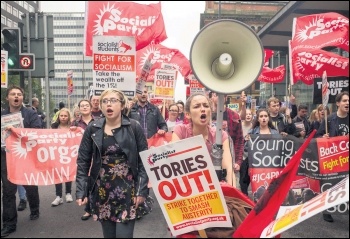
[166,103,183,132]
[76,89,151,238]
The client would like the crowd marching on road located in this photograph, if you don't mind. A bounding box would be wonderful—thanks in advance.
[1,84,349,238]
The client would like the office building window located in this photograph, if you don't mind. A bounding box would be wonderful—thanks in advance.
[7,19,12,27]
[1,16,6,25]
[29,5,34,12]
[1,2,5,10]
[24,2,28,10]
[19,1,24,7]
[7,3,12,13]
[13,8,18,18]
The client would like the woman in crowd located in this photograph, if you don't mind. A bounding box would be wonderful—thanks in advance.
[71,106,81,123]
[240,108,279,196]
[76,89,151,238]
[50,108,74,206]
[172,93,234,186]
[237,108,254,190]
[71,100,95,220]
[165,103,183,132]
[310,104,329,132]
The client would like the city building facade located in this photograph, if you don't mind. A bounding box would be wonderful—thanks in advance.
[1,1,39,29]
[47,12,92,108]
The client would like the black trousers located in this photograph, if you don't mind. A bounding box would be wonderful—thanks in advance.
[55,182,72,197]
[1,151,40,229]
[100,219,136,238]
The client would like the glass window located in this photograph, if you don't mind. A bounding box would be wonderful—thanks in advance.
[19,11,23,19]
[29,5,34,12]
[24,2,28,10]
[19,1,23,7]
[13,22,18,27]
[1,2,5,10]
[1,16,6,25]
[13,8,18,18]
[7,3,12,13]
[7,19,12,27]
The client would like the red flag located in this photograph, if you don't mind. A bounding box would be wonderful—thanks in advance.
[233,130,316,238]
[264,49,274,65]
[67,70,73,96]
[136,44,191,82]
[290,48,349,85]
[291,12,349,53]
[84,2,167,56]
[258,49,285,83]
[258,65,286,83]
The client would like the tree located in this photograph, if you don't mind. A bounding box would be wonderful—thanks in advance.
[1,74,55,117]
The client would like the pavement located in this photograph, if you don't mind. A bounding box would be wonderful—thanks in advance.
[1,184,348,238]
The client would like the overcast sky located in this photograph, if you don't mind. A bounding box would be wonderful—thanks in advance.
[40,1,206,102]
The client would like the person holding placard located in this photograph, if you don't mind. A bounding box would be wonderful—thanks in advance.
[316,91,349,223]
[171,93,234,186]
[1,86,42,238]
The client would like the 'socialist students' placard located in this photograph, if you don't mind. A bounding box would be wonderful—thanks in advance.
[139,135,232,237]
[93,36,136,97]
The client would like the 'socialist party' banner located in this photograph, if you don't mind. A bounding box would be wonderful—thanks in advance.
[247,134,349,215]
[5,128,83,185]
[139,135,232,237]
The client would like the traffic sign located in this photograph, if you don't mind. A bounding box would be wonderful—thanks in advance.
[18,54,35,71]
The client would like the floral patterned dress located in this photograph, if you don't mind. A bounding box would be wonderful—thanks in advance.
[91,132,152,223]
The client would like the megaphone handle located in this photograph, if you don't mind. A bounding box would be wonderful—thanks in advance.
[215,94,224,147]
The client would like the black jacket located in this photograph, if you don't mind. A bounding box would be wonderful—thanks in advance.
[75,115,149,202]
[128,102,168,139]
[271,113,296,135]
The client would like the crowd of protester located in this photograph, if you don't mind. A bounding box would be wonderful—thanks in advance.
[1,84,348,237]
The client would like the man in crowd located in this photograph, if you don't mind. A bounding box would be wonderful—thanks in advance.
[316,91,349,223]
[90,95,103,119]
[1,86,42,237]
[32,97,46,128]
[267,96,296,136]
[292,104,311,139]
[128,87,167,139]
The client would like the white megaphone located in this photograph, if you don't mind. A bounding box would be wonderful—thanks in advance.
[190,19,264,94]
[190,20,264,170]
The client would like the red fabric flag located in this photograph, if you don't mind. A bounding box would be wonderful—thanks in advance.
[258,49,285,83]
[264,49,274,65]
[290,48,349,85]
[233,130,316,238]
[258,65,286,83]
[84,1,167,56]
[67,70,73,96]
[291,12,349,53]
[136,44,191,82]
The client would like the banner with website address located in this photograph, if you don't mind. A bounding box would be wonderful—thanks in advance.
[5,128,84,185]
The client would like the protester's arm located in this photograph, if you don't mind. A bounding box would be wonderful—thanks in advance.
[222,138,234,187]
[290,95,298,119]
[239,93,247,120]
